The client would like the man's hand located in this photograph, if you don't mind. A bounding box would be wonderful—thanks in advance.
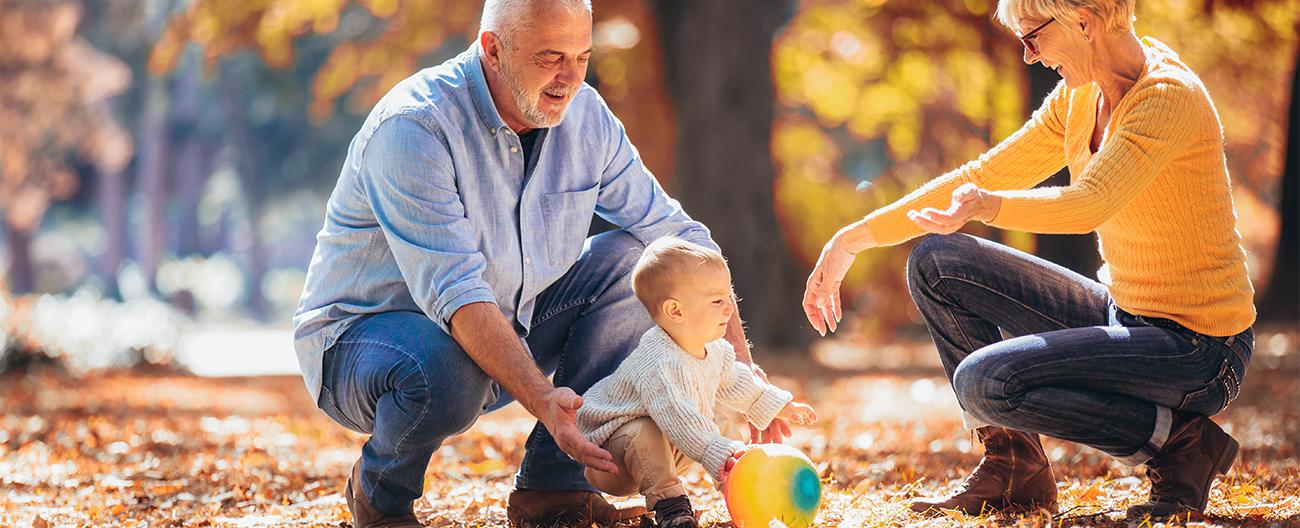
[907,183,1000,234]
[747,364,792,444]
[449,303,618,474]
[538,387,618,475]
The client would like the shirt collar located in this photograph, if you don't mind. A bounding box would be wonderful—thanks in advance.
[466,44,510,134]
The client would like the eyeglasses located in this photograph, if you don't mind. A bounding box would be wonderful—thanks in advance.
[1018,18,1055,56]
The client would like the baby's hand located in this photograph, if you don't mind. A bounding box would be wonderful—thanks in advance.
[777,401,818,426]
[719,443,748,491]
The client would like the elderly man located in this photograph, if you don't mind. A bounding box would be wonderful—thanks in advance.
[293,1,784,526]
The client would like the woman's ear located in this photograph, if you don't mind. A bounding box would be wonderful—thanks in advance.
[1074,7,1093,40]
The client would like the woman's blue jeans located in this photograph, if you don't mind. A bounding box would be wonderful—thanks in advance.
[907,234,1252,465]
[315,230,653,515]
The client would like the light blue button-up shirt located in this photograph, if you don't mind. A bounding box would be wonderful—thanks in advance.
[293,45,718,401]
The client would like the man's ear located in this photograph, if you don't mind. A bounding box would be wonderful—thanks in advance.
[661,299,684,322]
[480,31,504,72]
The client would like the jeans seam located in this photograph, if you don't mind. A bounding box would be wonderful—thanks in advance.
[936,274,1073,331]
[534,297,591,327]
[343,338,434,499]
[929,277,977,352]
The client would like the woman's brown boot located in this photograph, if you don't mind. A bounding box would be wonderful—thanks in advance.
[1125,412,1238,521]
[910,426,1059,515]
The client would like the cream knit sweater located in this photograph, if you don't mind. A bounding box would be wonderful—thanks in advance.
[863,37,1254,336]
[577,326,793,480]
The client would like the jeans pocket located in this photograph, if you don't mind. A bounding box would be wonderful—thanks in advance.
[1216,357,1242,412]
[1176,359,1232,415]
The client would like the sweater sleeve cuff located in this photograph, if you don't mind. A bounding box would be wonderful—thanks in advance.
[745,385,793,431]
[703,437,743,482]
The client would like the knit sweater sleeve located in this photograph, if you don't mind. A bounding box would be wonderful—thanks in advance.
[988,80,1202,233]
[640,360,741,482]
[863,82,1070,246]
[716,344,793,430]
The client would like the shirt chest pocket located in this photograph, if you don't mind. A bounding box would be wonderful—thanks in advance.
[540,184,601,268]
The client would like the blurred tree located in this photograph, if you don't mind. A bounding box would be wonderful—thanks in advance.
[148,0,786,333]
[1025,64,1100,277]
[0,0,132,294]
[655,0,809,349]
[771,0,1029,338]
[1257,38,1298,323]
[771,0,1299,339]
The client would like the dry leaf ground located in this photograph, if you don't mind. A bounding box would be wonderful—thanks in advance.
[1,333,1296,528]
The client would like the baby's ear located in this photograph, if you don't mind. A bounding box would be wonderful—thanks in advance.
[661,298,684,322]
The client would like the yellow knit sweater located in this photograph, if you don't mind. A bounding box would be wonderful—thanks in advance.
[865,37,1255,336]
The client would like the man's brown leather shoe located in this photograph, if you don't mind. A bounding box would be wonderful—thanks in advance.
[910,426,1059,515]
[344,460,424,528]
[507,489,647,527]
[1126,412,1238,521]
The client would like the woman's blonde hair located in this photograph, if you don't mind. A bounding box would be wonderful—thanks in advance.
[995,0,1136,34]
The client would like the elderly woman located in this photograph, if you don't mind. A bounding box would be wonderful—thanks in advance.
[803,0,1254,521]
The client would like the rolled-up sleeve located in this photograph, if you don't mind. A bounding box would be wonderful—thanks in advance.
[589,96,719,252]
[358,115,496,332]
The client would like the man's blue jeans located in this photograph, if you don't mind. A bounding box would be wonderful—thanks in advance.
[315,230,653,515]
[907,234,1252,465]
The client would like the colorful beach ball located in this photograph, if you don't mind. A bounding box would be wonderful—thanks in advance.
[723,444,822,528]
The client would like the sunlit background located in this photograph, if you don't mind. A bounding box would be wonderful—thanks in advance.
[3,1,1298,526]
[1,0,1296,375]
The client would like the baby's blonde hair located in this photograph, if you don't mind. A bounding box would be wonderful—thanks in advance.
[995,0,1135,34]
[631,237,728,315]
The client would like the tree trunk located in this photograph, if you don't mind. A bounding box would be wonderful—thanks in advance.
[218,60,268,320]
[1025,65,1100,277]
[1257,52,1299,323]
[4,223,35,294]
[96,164,127,299]
[137,77,171,293]
[172,61,208,257]
[653,0,806,350]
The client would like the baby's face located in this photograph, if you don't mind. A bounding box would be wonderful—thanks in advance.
[671,264,735,343]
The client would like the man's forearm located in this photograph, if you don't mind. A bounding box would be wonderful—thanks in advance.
[448,302,553,417]
[724,298,753,364]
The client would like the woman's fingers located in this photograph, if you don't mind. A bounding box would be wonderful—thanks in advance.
[804,269,832,335]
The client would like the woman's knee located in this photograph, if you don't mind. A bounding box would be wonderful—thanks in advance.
[952,348,1024,417]
[906,234,968,294]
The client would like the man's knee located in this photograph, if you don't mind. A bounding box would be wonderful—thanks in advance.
[586,230,646,274]
[369,317,495,437]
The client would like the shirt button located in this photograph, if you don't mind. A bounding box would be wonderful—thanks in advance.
[510,146,519,153]
[524,256,532,265]
[490,129,497,136]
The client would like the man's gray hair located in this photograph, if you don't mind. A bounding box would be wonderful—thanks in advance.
[479,0,593,44]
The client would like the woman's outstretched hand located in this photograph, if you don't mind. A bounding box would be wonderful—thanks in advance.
[907,183,1000,234]
[803,237,857,336]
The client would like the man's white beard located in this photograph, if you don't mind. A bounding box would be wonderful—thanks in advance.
[500,58,566,129]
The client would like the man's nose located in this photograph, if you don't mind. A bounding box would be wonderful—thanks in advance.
[559,59,584,86]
